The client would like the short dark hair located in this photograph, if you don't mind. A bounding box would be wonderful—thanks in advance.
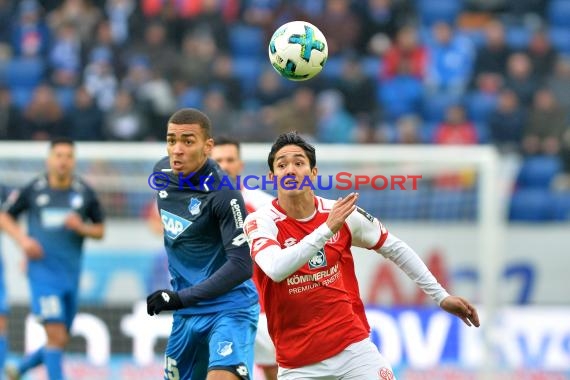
[168,108,212,139]
[214,135,241,156]
[50,137,75,149]
[268,131,316,172]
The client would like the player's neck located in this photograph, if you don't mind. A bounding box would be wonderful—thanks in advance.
[277,192,315,219]
[48,174,72,189]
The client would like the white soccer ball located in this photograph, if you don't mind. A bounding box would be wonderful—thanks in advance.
[268,20,328,81]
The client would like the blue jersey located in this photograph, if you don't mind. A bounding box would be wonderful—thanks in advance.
[5,175,104,289]
[153,157,258,315]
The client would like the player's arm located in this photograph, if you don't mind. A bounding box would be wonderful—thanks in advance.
[348,207,479,327]
[0,188,43,258]
[244,193,357,282]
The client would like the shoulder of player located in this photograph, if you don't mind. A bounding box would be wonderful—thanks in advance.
[243,205,278,236]
[71,176,98,194]
[152,156,171,173]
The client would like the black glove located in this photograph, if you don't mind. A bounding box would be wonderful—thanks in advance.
[146,289,183,315]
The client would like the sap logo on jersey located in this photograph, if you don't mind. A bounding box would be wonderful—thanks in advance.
[160,209,192,239]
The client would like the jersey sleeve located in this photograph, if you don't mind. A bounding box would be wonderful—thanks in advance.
[212,188,249,251]
[346,206,389,250]
[85,187,105,224]
[347,206,449,305]
[2,185,31,217]
[243,211,333,282]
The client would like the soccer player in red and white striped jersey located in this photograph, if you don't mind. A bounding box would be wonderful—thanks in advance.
[243,132,480,379]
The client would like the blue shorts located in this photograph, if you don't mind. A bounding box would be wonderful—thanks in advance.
[164,303,259,380]
[30,284,78,329]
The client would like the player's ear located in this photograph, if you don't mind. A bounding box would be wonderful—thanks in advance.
[204,138,214,155]
[267,171,274,181]
[311,166,318,178]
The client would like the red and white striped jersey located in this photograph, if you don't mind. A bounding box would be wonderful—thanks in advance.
[243,196,388,368]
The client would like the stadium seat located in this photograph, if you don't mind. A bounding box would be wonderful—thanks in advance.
[509,189,552,221]
[458,29,486,48]
[550,191,570,221]
[378,76,423,122]
[422,93,463,123]
[548,27,570,55]
[548,0,570,28]
[426,189,476,220]
[465,91,498,123]
[4,57,45,88]
[232,57,264,97]
[416,0,464,26]
[351,187,422,220]
[474,122,490,144]
[516,156,562,189]
[177,87,204,109]
[10,86,36,109]
[320,55,344,79]
[55,87,76,112]
[361,56,381,78]
[229,24,266,58]
[505,25,533,49]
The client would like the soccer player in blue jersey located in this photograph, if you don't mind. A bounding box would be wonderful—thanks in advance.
[0,138,105,380]
[146,108,259,380]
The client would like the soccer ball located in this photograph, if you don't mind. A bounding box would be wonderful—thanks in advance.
[268,21,328,81]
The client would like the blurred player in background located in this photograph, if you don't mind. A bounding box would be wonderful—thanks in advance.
[211,136,277,380]
[0,138,105,380]
[0,184,14,376]
[145,108,259,380]
[243,132,480,379]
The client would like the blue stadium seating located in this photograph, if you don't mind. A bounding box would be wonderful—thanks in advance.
[229,24,266,58]
[416,0,464,26]
[422,93,463,123]
[426,189,476,220]
[10,86,35,109]
[321,56,344,79]
[509,189,552,221]
[465,91,498,123]
[4,57,45,88]
[505,25,533,49]
[55,87,76,111]
[232,56,264,97]
[474,122,490,144]
[548,27,570,54]
[516,156,562,189]
[548,0,570,28]
[369,188,424,220]
[361,56,381,78]
[550,192,570,221]
[378,76,423,122]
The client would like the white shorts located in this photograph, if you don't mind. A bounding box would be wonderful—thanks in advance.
[277,337,395,380]
[254,312,277,366]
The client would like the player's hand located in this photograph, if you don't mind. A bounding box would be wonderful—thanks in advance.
[146,289,183,316]
[440,296,480,327]
[326,192,359,233]
[64,213,84,233]
[20,236,43,259]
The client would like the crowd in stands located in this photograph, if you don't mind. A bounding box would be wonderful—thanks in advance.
[0,0,569,220]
